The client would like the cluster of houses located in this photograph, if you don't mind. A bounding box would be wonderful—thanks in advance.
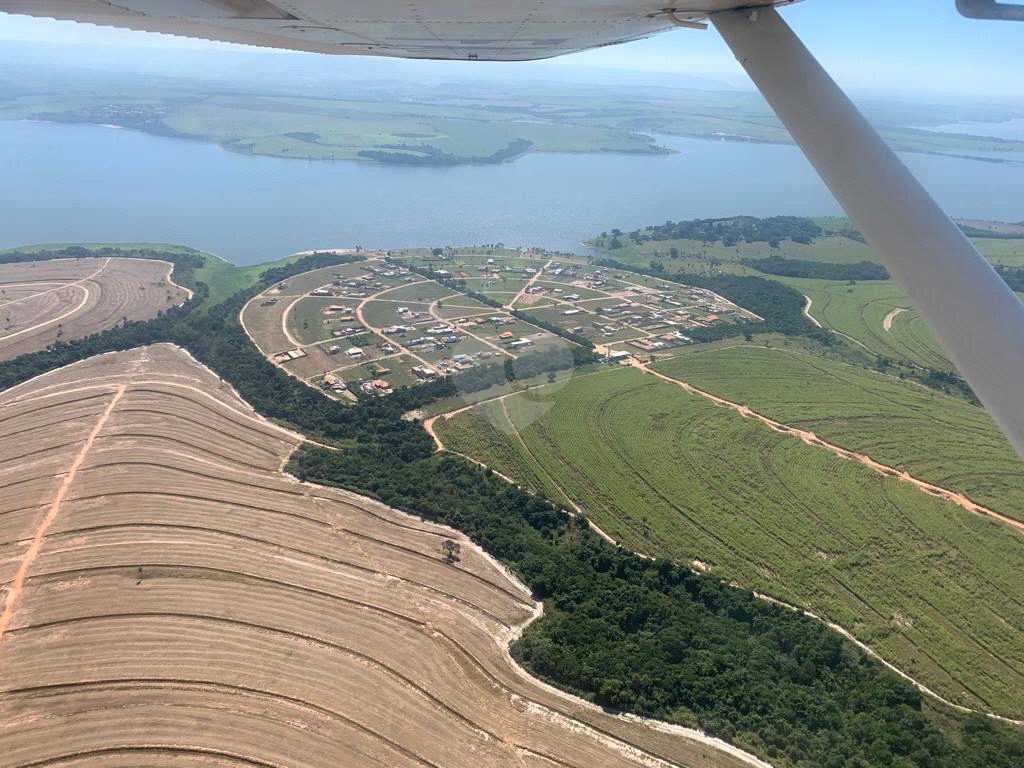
[330,325,365,339]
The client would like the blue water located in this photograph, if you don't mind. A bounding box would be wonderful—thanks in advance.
[2,120,1023,265]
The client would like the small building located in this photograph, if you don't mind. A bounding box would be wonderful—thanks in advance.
[498,331,515,340]
[346,347,364,359]
[411,365,438,380]
[323,373,346,391]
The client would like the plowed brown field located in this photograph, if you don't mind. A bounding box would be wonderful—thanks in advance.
[0,345,766,768]
[0,258,189,360]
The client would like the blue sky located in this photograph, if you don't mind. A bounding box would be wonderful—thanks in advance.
[0,1,1022,96]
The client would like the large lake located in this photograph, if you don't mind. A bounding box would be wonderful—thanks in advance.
[3,120,1023,265]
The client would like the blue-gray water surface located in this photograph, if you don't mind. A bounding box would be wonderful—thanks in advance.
[2,120,1023,265]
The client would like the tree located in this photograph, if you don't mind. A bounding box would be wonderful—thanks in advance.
[442,539,461,564]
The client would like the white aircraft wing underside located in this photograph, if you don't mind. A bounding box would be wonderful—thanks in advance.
[0,0,797,60]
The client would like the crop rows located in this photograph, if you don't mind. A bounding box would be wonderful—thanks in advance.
[653,346,1024,519]
[0,344,757,768]
[0,258,189,360]
[440,367,1024,717]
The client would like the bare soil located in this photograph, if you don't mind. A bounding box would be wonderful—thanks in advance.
[0,344,768,768]
[0,258,189,361]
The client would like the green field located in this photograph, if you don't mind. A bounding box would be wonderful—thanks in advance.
[772,276,952,369]
[434,366,1024,717]
[653,346,1024,519]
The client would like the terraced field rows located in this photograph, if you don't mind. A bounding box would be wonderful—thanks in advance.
[771,276,952,369]
[653,346,1024,520]
[0,258,189,360]
[0,345,762,768]
[435,368,1024,717]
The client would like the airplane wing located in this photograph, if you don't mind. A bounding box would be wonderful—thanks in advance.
[0,1,795,60]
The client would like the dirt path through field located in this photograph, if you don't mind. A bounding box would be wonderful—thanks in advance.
[0,285,91,345]
[0,257,110,309]
[883,307,908,332]
[159,259,193,302]
[0,381,126,638]
[506,259,551,308]
[421,393,619,547]
[280,294,306,348]
[802,295,822,328]
[632,359,1024,535]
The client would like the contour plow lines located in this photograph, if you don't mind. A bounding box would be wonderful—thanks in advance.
[0,257,110,310]
[631,360,1024,536]
[0,283,91,343]
[0,382,126,639]
[434,371,1024,725]
[0,344,766,768]
[0,258,189,361]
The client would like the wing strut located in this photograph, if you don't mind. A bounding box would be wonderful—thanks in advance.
[712,7,1024,462]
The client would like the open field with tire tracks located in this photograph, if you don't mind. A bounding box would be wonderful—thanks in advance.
[0,344,767,768]
[434,367,1024,719]
[0,258,190,361]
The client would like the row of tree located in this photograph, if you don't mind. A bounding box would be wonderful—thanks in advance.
[744,256,890,281]
[596,216,824,249]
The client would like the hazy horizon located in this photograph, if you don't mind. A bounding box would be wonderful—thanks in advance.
[2,1,1023,102]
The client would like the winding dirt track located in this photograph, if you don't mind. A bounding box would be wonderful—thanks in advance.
[632,359,1024,535]
[801,295,822,328]
[0,344,770,768]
